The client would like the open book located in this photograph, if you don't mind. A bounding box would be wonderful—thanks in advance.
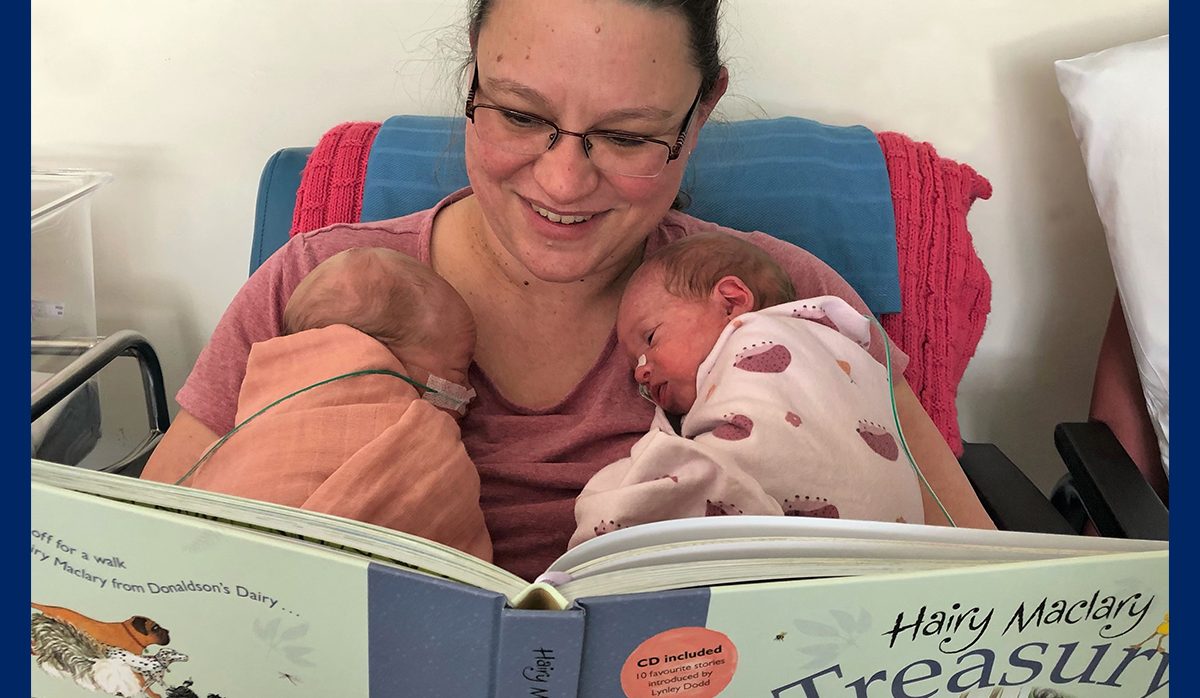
[32,459,1168,697]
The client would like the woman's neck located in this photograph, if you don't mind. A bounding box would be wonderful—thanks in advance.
[430,194,643,407]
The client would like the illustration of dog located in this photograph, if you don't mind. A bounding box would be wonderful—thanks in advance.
[32,610,187,698]
[93,647,189,698]
[31,613,107,689]
[31,602,170,654]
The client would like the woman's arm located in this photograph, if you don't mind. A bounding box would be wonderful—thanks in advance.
[894,378,996,529]
[140,410,220,485]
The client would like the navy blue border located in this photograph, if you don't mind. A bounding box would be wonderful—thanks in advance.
[1168,0,1189,686]
[19,5,1183,695]
[15,0,33,690]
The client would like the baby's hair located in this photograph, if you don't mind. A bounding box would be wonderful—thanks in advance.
[638,231,795,309]
[283,247,472,350]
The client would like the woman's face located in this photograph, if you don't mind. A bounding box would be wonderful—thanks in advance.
[466,0,723,284]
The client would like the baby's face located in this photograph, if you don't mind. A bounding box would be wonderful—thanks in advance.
[616,273,730,415]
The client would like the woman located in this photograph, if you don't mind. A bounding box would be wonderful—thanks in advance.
[143,0,994,581]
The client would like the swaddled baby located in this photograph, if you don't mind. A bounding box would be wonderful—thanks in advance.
[145,247,493,561]
[570,232,925,547]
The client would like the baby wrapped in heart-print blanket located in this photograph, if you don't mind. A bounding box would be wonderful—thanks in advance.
[570,233,924,548]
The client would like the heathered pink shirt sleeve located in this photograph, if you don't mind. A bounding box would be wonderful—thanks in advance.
[176,213,435,435]
[178,252,299,435]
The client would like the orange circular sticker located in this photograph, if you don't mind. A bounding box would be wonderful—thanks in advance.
[619,627,738,698]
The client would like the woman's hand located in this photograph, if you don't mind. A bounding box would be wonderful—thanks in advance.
[893,378,997,529]
[140,410,220,485]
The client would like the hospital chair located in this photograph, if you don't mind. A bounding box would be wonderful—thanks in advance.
[1052,298,1169,540]
[251,115,1077,535]
[1048,35,1169,541]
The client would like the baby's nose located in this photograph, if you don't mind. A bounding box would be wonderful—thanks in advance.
[634,357,651,384]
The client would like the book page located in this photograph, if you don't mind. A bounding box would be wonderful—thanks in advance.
[545,515,1167,600]
[32,483,374,696]
[549,515,1167,576]
[704,551,1169,697]
[32,459,527,599]
[577,550,1168,697]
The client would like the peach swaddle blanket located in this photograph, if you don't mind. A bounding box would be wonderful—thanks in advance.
[181,324,492,561]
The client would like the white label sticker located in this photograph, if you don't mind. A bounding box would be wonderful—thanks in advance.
[31,300,65,320]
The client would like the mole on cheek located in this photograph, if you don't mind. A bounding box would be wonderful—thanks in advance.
[595,25,602,34]
[496,53,504,63]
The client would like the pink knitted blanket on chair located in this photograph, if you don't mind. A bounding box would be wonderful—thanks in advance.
[290,122,381,235]
[290,123,993,455]
[877,132,993,455]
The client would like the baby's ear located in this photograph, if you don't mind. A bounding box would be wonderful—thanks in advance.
[711,276,755,317]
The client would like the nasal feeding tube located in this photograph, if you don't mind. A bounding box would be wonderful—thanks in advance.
[174,369,473,487]
[635,354,654,403]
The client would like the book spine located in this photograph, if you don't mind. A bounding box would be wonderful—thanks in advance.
[576,588,713,697]
[367,563,509,697]
[493,607,586,698]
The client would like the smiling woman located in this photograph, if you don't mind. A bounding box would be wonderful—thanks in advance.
[457,0,716,288]
[142,0,995,582]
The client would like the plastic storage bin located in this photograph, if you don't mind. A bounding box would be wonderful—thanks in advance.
[31,169,111,341]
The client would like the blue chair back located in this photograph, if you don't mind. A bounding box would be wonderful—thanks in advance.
[253,115,901,313]
[252,146,312,275]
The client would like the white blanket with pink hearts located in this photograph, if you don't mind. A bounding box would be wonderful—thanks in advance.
[570,297,925,548]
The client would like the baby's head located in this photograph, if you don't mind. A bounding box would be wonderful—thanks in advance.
[283,247,476,414]
[617,232,794,415]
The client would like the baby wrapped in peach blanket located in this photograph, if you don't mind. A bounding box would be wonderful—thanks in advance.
[183,325,492,561]
[143,247,492,561]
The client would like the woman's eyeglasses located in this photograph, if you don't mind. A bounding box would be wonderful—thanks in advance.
[465,62,702,179]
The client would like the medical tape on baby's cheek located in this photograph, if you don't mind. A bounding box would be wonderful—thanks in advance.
[423,374,477,414]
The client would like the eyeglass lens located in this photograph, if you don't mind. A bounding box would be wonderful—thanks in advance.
[470,107,672,178]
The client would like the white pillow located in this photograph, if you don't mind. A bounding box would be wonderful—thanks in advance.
[1055,35,1169,476]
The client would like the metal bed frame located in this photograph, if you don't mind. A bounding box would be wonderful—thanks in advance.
[31,330,170,477]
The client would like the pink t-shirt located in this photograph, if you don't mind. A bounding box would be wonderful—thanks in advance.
[178,188,907,581]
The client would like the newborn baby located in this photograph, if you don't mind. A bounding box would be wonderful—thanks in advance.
[145,247,492,561]
[570,232,925,547]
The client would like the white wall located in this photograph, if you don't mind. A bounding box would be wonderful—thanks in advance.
[31,1,1168,492]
